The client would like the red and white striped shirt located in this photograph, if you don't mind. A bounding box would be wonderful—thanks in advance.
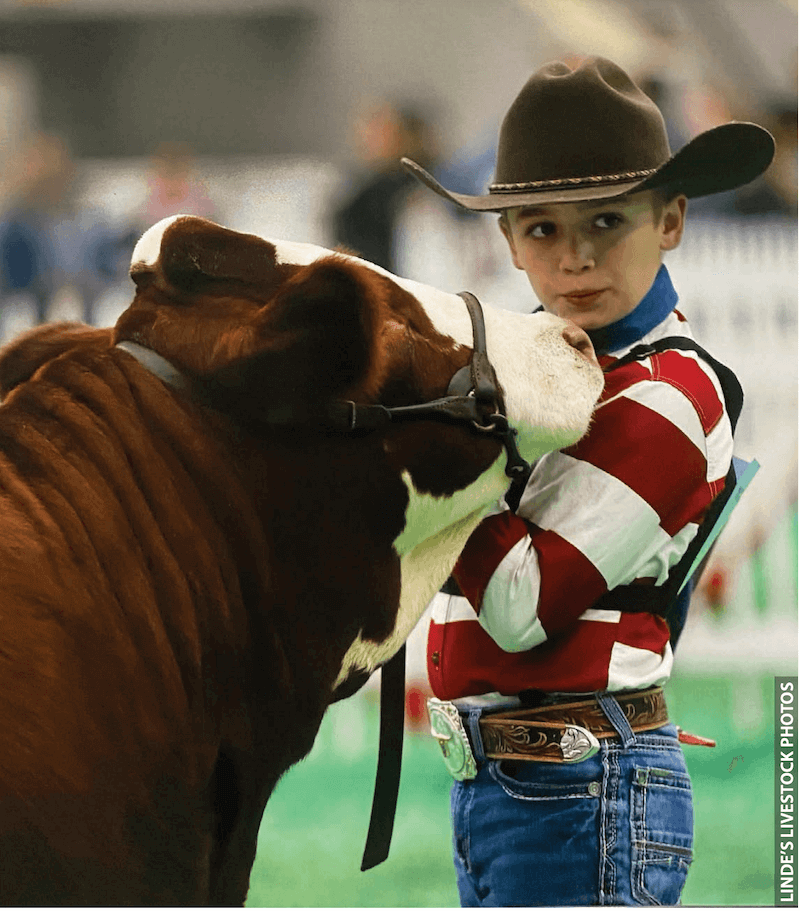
[427,308,734,699]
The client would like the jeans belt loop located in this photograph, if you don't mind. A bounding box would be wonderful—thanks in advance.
[466,708,488,765]
[595,690,636,747]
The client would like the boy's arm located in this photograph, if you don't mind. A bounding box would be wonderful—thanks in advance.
[453,358,732,652]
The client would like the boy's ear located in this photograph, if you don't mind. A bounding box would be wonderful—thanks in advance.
[498,215,523,270]
[660,195,688,252]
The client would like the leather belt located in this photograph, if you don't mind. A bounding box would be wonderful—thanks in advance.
[478,687,668,763]
[428,687,669,777]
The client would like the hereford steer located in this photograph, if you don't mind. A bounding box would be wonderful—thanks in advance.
[0,215,603,905]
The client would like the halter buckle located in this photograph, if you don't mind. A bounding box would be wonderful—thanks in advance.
[472,412,508,435]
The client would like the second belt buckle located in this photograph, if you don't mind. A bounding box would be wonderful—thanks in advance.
[427,697,477,781]
[560,725,601,762]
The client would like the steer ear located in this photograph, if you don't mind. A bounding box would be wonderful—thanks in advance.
[130,215,282,295]
[198,257,379,422]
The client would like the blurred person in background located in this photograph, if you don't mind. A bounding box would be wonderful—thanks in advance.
[140,140,217,229]
[330,100,438,272]
[726,102,796,216]
[403,56,774,906]
[641,64,795,220]
[0,131,124,330]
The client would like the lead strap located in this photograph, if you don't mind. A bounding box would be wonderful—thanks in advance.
[360,645,406,871]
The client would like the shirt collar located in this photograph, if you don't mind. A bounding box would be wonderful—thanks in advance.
[585,264,678,355]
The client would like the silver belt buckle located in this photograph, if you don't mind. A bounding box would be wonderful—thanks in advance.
[560,725,601,762]
[427,697,477,781]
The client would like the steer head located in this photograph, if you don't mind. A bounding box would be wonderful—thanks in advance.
[118,217,509,494]
[117,215,603,694]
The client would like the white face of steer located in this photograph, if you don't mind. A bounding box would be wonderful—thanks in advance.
[131,216,604,690]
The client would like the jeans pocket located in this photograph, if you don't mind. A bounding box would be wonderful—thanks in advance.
[490,759,601,801]
[630,766,694,906]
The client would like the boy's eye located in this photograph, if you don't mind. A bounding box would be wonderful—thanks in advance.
[527,222,556,238]
[594,213,624,229]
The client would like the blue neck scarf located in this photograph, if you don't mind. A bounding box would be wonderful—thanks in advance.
[585,264,678,355]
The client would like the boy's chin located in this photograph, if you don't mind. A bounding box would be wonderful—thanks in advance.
[556,310,607,332]
[550,301,636,332]
[537,297,626,332]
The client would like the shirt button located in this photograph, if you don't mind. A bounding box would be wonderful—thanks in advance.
[588,782,601,797]
[431,651,440,668]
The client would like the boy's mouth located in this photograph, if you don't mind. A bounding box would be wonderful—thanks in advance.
[562,288,607,306]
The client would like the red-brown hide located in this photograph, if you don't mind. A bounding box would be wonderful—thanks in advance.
[0,217,503,905]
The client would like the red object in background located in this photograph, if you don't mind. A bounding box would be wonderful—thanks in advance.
[406,685,429,730]
[677,727,717,747]
[702,567,728,612]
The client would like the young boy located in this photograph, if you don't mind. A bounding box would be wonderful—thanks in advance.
[402,57,774,906]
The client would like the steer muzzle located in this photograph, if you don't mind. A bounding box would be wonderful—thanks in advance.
[561,323,598,365]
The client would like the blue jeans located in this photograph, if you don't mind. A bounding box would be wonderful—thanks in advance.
[450,709,693,906]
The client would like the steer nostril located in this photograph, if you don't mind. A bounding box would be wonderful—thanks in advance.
[562,324,597,363]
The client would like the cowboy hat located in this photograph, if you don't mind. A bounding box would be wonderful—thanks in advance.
[401,56,775,210]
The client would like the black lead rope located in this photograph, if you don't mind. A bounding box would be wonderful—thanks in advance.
[359,292,537,872]
[360,645,406,871]
[359,293,532,872]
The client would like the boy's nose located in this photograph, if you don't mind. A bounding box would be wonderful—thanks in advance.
[559,235,595,273]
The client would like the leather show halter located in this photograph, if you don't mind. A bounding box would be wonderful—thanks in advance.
[118,290,532,872]
[301,291,531,482]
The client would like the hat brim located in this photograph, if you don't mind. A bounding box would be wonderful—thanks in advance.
[402,122,775,211]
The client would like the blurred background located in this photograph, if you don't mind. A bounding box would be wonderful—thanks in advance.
[0,0,794,905]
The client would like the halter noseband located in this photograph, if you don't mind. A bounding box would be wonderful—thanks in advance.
[117,291,531,481]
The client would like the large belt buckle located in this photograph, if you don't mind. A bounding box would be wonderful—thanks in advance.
[560,725,601,762]
[427,698,477,781]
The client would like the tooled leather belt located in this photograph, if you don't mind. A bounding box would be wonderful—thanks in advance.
[477,687,669,763]
[428,687,670,777]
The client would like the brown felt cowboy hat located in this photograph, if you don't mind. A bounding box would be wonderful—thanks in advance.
[401,56,775,210]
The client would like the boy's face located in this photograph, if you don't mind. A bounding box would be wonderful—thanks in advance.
[499,191,687,331]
